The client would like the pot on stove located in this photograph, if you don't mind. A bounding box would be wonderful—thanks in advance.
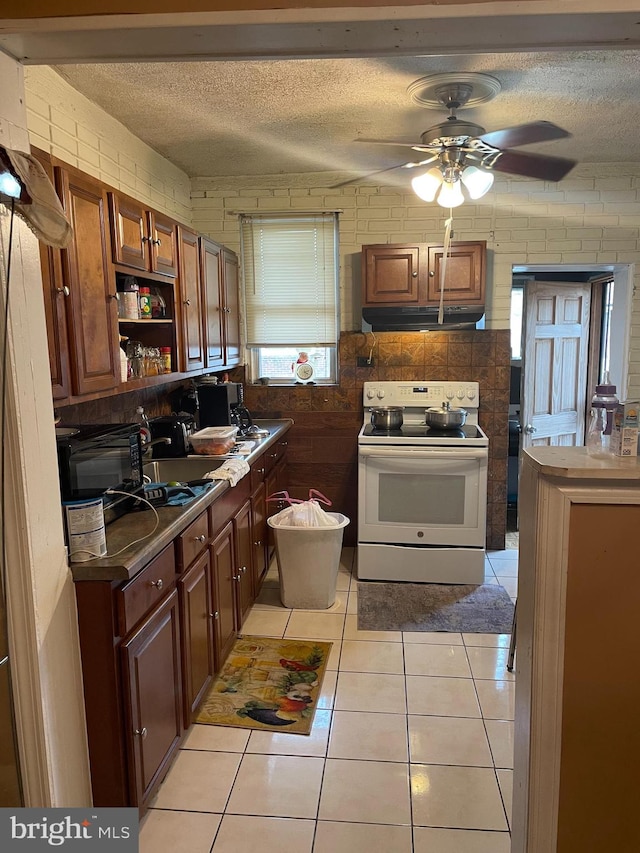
[424,402,468,430]
[370,406,404,430]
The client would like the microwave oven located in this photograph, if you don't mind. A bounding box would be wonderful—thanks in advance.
[56,422,144,523]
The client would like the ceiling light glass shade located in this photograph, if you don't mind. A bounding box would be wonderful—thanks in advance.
[437,180,465,208]
[0,170,22,199]
[411,168,442,202]
[461,165,494,199]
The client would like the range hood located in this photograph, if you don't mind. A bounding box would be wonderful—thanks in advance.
[362,305,485,332]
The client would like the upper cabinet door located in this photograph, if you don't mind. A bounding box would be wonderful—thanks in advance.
[57,168,120,396]
[109,192,150,271]
[426,241,486,305]
[362,244,423,306]
[177,226,205,372]
[149,212,178,278]
[222,248,240,367]
[31,148,71,402]
[201,236,224,369]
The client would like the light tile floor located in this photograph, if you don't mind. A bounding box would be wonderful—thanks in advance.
[142,547,517,853]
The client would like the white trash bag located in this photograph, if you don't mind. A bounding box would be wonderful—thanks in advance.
[267,489,340,527]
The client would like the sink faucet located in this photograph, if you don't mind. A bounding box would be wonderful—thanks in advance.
[142,436,172,456]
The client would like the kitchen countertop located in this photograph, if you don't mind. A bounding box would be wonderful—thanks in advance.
[69,420,293,583]
[524,446,640,479]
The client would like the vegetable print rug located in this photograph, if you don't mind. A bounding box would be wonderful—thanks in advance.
[194,636,332,734]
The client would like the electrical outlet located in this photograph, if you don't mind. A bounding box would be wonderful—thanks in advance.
[357,356,375,367]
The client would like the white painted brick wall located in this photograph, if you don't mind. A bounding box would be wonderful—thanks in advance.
[23,67,192,225]
[191,169,640,397]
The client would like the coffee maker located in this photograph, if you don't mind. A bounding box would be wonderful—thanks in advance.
[196,381,254,435]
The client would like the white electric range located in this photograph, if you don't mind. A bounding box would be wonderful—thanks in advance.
[357,381,489,584]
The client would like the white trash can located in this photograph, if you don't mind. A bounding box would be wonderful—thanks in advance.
[267,512,350,609]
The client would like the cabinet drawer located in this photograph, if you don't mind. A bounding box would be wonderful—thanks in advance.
[264,438,288,475]
[176,510,210,570]
[117,543,177,636]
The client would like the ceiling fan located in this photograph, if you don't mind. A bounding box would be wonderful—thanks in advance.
[337,73,577,206]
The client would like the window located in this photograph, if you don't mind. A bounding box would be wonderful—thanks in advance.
[241,212,339,383]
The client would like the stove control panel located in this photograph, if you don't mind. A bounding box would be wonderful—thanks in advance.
[363,381,479,408]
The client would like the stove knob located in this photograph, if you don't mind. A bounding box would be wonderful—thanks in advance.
[445,389,455,400]
[377,389,386,399]
[466,387,477,400]
[366,388,376,399]
[456,388,466,400]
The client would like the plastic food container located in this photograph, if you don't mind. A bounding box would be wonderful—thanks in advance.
[189,426,238,455]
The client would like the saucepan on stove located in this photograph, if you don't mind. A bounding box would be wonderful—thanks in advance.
[424,401,468,429]
[370,406,404,430]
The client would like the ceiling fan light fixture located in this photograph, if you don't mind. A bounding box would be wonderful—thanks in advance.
[461,165,494,199]
[437,179,464,208]
[411,168,442,202]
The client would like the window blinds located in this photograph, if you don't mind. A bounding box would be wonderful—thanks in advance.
[241,213,339,347]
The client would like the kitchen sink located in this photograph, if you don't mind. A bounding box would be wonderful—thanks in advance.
[143,457,226,483]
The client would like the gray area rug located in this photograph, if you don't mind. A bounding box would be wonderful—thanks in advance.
[358,581,515,633]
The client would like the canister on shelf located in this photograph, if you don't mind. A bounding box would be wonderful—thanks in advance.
[121,276,139,320]
[138,286,152,319]
[160,347,172,373]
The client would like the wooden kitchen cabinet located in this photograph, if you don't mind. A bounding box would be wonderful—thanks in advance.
[179,550,215,726]
[56,166,121,396]
[32,148,72,401]
[251,481,268,594]
[513,448,640,853]
[362,244,423,305]
[425,241,485,305]
[109,191,178,278]
[200,237,241,371]
[121,588,183,808]
[177,225,205,372]
[210,520,237,671]
[233,499,254,627]
[362,241,485,307]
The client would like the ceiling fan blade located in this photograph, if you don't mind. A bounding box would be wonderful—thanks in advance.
[330,155,438,188]
[353,137,432,148]
[330,162,417,189]
[478,121,571,150]
[491,149,576,182]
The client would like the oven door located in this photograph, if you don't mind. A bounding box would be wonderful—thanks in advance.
[358,445,487,547]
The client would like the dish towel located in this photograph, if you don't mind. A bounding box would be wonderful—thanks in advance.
[204,458,250,487]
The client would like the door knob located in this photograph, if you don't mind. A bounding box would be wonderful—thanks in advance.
[524,424,537,434]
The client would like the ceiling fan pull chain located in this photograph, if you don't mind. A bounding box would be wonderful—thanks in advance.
[438,214,454,324]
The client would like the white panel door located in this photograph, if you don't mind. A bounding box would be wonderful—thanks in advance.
[521,282,591,449]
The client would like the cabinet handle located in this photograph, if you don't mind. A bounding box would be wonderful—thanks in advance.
[210,611,219,620]
[270,452,277,458]
[183,299,191,306]
[141,236,151,244]
[429,270,435,277]
[254,540,262,546]
[152,238,162,247]
[412,271,418,277]
[56,286,70,297]
[235,574,241,582]
[108,293,118,299]
[150,578,164,590]
[134,727,148,739]
[194,534,206,543]
[258,467,265,475]
[241,566,247,573]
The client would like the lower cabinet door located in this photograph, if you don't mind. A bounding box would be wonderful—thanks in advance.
[211,521,237,671]
[251,482,268,594]
[234,499,254,628]
[121,589,183,808]
[179,550,215,727]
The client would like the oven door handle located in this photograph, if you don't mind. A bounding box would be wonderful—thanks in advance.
[358,446,488,460]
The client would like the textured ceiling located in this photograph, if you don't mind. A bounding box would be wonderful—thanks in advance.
[55,50,640,180]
